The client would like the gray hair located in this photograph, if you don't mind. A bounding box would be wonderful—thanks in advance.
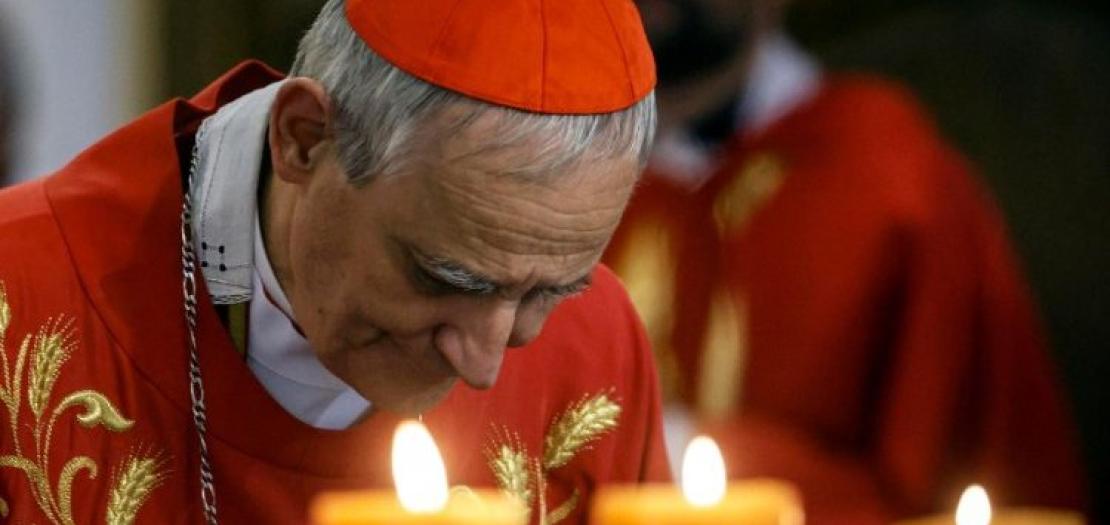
[290,0,656,182]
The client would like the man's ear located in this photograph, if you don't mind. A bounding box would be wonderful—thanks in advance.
[269,78,332,185]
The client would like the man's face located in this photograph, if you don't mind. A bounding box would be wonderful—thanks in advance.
[280,114,638,415]
[637,0,756,87]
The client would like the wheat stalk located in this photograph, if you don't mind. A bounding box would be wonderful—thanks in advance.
[28,318,74,419]
[106,454,168,525]
[0,282,10,340]
[0,282,11,401]
[485,428,534,510]
[545,488,580,525]
[543,392,621,470]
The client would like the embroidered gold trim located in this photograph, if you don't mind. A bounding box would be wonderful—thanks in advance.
[486,391,621,525]
[697,290,746,419]
[545,488,579,525]
[713,152,786,234]
[28,317,75,419]
[543,393,620,470]
[485,427,533,510]
[611,220,682,401]
[0,281,169,525]
[106,452,170,525]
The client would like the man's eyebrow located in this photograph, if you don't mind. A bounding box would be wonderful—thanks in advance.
[418,254,501,295]
[404,241,593,297]
[541,273,593,296]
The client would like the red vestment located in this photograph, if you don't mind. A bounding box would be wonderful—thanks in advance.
[0,62,669,525]
[605,75,1087,523]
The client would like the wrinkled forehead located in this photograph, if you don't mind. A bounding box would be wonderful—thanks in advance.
[388,123,639,283]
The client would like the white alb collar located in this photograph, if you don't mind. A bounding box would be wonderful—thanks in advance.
[189,80,370,429]
[249,216,371,429]
[189,80,286,304]
[739,31,823,135]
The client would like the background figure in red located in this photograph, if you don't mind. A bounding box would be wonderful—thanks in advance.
[605,1,1089,522]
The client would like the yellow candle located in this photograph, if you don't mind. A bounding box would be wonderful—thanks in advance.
[894,484,1085,525]
[592,436,804,525]
[311,420,527,525]
[312,487,526,525]
[593,480,803,525]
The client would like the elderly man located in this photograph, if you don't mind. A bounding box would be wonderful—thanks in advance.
[606,0,1088,523]
[0,1,668,523]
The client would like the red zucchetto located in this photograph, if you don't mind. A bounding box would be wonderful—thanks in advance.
[345,0,656,114]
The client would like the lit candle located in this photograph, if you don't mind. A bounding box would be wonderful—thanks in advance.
[956,485,992,525]
[894,484,1085,525]
[592,435,804,524]
[311,420,527,525]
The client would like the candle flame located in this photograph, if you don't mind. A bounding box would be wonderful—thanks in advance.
[680,435,727,507]
[955,484,991,525]
[392,420,449,513]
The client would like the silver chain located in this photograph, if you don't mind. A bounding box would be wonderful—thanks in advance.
[181,131,220,524]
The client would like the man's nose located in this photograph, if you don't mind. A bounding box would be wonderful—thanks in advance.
[434,299,519,389]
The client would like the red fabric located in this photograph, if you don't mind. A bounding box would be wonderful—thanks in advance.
[606,75,1088,523]
[0,62,669,524]
[345,0,655,113]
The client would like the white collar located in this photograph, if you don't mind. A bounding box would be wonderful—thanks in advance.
[249,215,371,429]
[739,31,822,135]
[189,80,370,429]
[189,80,285,305]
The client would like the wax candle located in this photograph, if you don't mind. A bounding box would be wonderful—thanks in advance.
[311,420,527,525]
[311,487,527,525]
[592,435,804,525]
[894,484,1085,525]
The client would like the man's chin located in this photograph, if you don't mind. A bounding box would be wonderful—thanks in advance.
[364,377,458,416]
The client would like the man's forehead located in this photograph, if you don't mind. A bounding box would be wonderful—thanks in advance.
[376,122,635,290]
[420,173,625,256]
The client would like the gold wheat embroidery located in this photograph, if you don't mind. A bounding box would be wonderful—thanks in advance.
[106,453,170,525]
[486,391,621,525]
[28,318,75,419]
[486,427,534,511]
[0,281,169,524]
[543,394,620,470]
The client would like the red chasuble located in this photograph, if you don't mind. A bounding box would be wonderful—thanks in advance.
[0,62,669,525]
[605,75,1087,523]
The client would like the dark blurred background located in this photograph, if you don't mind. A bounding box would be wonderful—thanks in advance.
[786,3,1110,519]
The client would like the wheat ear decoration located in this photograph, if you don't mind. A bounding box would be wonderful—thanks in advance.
[543,392,621,470]
[485,427,535,509]
[105,454,169,525]
[27,317,75,419]
[0,282,11,405]
[0,282,10,346]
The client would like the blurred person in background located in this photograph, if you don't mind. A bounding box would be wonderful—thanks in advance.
[604,0,1089,522]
